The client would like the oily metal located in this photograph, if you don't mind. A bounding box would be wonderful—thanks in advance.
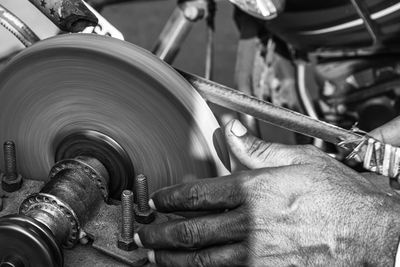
[55,130,134,200]
[0,155,108,267]
[0,179,154,267]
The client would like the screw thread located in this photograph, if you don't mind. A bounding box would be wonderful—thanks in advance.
[121,190,134,239]
[3,141,17,179]
[136,174,150,212]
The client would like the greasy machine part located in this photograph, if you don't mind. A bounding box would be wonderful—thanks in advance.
[0,34,230,193]
[0,215,63,267]
[55,130,134,199]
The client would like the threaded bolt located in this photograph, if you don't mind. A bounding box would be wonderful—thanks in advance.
[121,190,134,239]
[135,174,155,224]
[117,190,137,251]
[136,174,150,212]
[1,141,22,192]
[4,141,17,180]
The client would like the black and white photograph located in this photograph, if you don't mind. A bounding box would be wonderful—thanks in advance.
[0,0,400,266]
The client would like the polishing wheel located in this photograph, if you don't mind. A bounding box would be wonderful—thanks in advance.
[0,34,230,199]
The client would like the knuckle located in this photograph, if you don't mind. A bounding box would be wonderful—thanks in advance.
[186,183,203,208]
[191,251,211,267]
[247,139,274,160]
[175,221,201,248]
[247,139,266,156]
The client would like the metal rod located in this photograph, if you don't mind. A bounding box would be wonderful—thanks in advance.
[204,0,215,80]
[153,5,198,64]
[296,62,324,148]
[204,24,214,80]
[178,70,363,147]
[350,0,381,46]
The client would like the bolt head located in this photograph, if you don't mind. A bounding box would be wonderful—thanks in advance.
[135,210,155,224]
[1,174,22,193]
[117,234,138,251]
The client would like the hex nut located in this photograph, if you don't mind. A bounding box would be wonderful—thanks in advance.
[117,234,138,251]
[1,173,22,192]
[135,210,155,224]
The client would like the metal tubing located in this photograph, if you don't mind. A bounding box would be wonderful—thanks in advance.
[153,1,206,64]
[152,6,194,63]
[0,5,40,47]
[178,70,363,147]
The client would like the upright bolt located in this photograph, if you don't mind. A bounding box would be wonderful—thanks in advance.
[121,190,134,239]
[117,190,137,251]
[1,141,22,192]
[135,174,155,224]
[4,141,17,179]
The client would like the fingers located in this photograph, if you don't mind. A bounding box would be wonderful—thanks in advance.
[135,209,248,249]
[224,119,315,169]
[150,175,246,212]
[148,243,248,267]
[369,116,400,146]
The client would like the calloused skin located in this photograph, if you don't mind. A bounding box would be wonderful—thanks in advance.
[135,119,400,267]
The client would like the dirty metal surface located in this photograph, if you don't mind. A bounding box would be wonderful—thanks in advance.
[84,202,180,266]
[0,179,45,214]
[0,178,177,266]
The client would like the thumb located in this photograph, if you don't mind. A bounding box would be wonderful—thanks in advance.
[224,119,309,169]
[369,116,400,146]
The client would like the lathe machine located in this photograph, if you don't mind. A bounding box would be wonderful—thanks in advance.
[1,1,400,266]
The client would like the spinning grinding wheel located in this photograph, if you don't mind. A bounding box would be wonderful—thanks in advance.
[0,34,230,199]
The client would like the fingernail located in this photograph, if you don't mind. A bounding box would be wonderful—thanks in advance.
[148,199,157,210]
[134,233,143,247]
[147,250,156,264]
[230,119,247,137]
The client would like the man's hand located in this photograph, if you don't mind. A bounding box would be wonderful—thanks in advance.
[369,116,400,146]
[135,119,400,267]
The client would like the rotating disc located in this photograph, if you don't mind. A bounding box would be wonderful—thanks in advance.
[0,34,229,194]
